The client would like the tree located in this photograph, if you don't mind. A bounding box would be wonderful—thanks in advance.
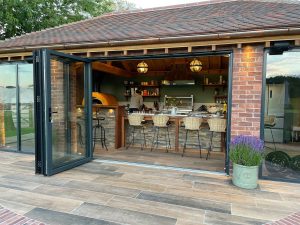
[0,0,135,40]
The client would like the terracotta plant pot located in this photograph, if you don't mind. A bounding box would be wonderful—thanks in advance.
[232,163,259,189]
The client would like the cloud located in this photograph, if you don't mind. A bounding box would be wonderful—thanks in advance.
[267,52,300,77]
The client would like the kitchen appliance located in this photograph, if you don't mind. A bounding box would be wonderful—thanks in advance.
[164,95,193,114]
[171,107,178,115]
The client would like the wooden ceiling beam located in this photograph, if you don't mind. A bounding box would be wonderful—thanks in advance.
[92,61,133,78]
[121,61,133,72]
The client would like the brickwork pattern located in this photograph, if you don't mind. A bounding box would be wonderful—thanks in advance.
[231,45,264,138]
[0,205,45,225]
[265,212,300,225]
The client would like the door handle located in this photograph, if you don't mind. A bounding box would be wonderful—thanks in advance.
[49,108,58,123]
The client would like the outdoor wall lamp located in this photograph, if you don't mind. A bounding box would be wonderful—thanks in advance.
[190,58,202,72]
[137,61,148,73]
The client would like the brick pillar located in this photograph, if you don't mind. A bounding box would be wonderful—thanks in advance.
[231,45,264,138]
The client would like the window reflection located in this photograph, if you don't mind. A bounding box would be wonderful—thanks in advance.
[263,50,300,181]
[0,65,18,150]
[19,64,35,153]
[0,63,34,153]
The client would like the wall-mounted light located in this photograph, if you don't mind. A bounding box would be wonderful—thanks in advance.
[190,59,202,72]
[137,61,148,74]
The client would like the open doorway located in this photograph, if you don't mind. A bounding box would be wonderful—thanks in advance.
[89,53,231,173]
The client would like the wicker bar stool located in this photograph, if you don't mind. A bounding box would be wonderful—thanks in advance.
[207,118,226,160]
[151,115,171,152]
[182,117,203,158]
[126,114,146,150]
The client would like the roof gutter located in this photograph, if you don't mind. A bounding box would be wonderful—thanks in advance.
[1,27,300,54]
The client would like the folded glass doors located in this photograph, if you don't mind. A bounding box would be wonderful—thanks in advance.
[34,49,92,176]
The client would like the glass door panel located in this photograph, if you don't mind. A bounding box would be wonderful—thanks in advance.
[0,65,18,150]
[50,59,86,169]
[34,49,92,176]
[263,49,300,182]
[19,64,35,153]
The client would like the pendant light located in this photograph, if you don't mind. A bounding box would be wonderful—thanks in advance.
[190,58,202,72]
[137,61,148,74]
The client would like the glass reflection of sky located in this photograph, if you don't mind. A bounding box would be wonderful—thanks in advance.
[0,64,33,103]
[267,51,300,78]
[0,65,16,87]
[0,64,33,87]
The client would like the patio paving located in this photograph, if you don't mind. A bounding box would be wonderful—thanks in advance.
[0,151,300,225]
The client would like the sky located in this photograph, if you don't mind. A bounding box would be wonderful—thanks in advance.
[267,51,300,77]
[127,0,203,8]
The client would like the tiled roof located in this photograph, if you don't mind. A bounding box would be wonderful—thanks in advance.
[1,0,300,51]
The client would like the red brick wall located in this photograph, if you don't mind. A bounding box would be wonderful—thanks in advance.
[231,45,264,138]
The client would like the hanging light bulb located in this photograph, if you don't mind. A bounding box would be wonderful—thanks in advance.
[190,58,202,72]
[137,61,148,74]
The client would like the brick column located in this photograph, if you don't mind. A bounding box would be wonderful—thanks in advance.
[231,45,264,138]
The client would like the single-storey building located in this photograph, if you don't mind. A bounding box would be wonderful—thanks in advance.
[0,0,299,182]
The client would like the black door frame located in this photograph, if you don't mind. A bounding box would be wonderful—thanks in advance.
[34,49,93,176]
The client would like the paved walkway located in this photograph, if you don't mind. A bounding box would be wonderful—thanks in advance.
[0,151,300,225]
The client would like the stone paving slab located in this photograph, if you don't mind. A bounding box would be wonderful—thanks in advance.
[25,208,121,225]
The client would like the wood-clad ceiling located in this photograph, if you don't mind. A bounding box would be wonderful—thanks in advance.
[92,55,229,78]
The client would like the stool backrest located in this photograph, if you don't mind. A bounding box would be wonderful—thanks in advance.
[183,117,203,130]
[264,115,276,126]
[153,115,169,127]
[128,114,144,126]
[207,118,226,132]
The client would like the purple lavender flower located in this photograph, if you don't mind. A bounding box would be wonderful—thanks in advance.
[231,135,264,153]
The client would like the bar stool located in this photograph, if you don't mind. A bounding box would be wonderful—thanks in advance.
[151,115,171,152]
[207,118,226,160]
[264,115,276,151]
[93,116,108,151]
[126,114,146,150]
[182,117,203,158]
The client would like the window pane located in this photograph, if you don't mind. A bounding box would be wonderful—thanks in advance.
[0,65,18,150]
[50,59,86,169]
[18,64,35,153]
[263,50,300,181]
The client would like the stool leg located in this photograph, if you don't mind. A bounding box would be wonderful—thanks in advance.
[99,125,104,149]
[141,126,146,150]
[102,125,108,151]
[165,127,168,153]
[182,130,188,157]
[197,130,202,158]
[151,127,156,151]
[207,131,213,160]
[155,127,160,150]
[270,128,276,151]
[167,126,171,150]
[132,126,135,147]
[93,125,97,152]
[126,126,135,149]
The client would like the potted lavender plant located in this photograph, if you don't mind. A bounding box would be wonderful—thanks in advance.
[229,135,265,189]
